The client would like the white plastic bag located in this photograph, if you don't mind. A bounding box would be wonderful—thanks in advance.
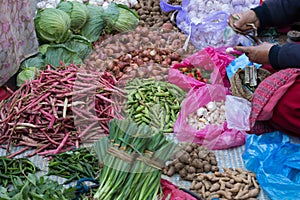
[225,95,251,131]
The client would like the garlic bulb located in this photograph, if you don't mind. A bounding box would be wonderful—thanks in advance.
[206,101,217,112]
[196,107,207,117]
[186,100,226,130]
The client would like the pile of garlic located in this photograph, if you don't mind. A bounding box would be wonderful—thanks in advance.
[186,100,226,130]
[36,0,138,9]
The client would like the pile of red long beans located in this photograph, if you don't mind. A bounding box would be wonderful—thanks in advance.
[0,64,125,158]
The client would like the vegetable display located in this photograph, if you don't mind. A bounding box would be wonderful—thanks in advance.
[163,143,219,181]
[47,147,101,184]
[35,8,72,44]
[123,78,186,133]
[84,25,195,80]
[0,157,39,187]
[93,119,177,199]
[0,64,123,158]
[0,0,266,199]
[190,168,260,199]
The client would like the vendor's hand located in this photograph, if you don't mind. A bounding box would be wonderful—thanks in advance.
[228,10,260,33]
[234,42,274,64]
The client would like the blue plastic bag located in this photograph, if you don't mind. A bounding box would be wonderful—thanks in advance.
[226,53,261,79]
[243,131,300,200]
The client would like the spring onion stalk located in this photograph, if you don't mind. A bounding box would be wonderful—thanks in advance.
[93,119,177,199]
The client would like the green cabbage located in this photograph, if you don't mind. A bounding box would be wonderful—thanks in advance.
[80,5,104,42]
[103,3,139,33]
[57,1,89,33]
[35,8,71,44]
[64,35,93,60]
[17,67,39,87]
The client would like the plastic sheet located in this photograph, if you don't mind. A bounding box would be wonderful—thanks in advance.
[243,131,300,200]
[174,84,245,150]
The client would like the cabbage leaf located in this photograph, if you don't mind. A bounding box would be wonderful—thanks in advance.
[17,67,39,87]
[44,44,82,67]
[80,5,105,42]
[64,35,93,60]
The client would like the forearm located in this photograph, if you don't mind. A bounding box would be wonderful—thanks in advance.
[253,0,300,28]
[269,43,300,69]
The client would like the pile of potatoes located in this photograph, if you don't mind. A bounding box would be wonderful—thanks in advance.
[163,143,219,181]
[190,168,260,200]
[83,25,196,80]
[133,0,178,28]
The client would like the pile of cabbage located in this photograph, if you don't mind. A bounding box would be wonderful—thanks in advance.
[18,1,139,86]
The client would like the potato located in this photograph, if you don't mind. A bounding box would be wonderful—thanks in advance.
[179,168,187,178]
[174,162,185,171]
[191,159,203,169]
[204,164,211,172]
[166,166,176,177]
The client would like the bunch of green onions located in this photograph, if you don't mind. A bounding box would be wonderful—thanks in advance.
[93,119,176,200]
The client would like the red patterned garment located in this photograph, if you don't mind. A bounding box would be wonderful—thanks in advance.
[0,0,38,86]
[248,68,300,137]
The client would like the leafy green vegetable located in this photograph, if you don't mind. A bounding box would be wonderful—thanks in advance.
[20,54,45,70]
[57,1,89,33]
[64,35,93,60]
[17,67,39,87]
[38,44,50,55]
[103,2,139,33]
[44,44,83,67]
[34,8,71,44]
[0,174,76,200]
[80,5,105,42]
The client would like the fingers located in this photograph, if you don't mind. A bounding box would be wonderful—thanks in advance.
[228,14,244,31]
[234,46,250,53]
[234,46,252,61]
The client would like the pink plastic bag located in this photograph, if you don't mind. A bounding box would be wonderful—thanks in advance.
[168,46,235,91]
[174,84,245,150]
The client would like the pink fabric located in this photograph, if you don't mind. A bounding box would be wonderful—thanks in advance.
[0,86,12,101]
[161,179,197,200]
[0,1,39,86]
[258,72,299,120]
[248,68,300,135]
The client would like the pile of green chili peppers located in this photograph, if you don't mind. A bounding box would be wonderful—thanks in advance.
[47,147,101,184]
[0,156,39,187]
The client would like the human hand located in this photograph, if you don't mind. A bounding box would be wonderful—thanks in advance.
[228,10,260,33]
[234,42,274,64]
